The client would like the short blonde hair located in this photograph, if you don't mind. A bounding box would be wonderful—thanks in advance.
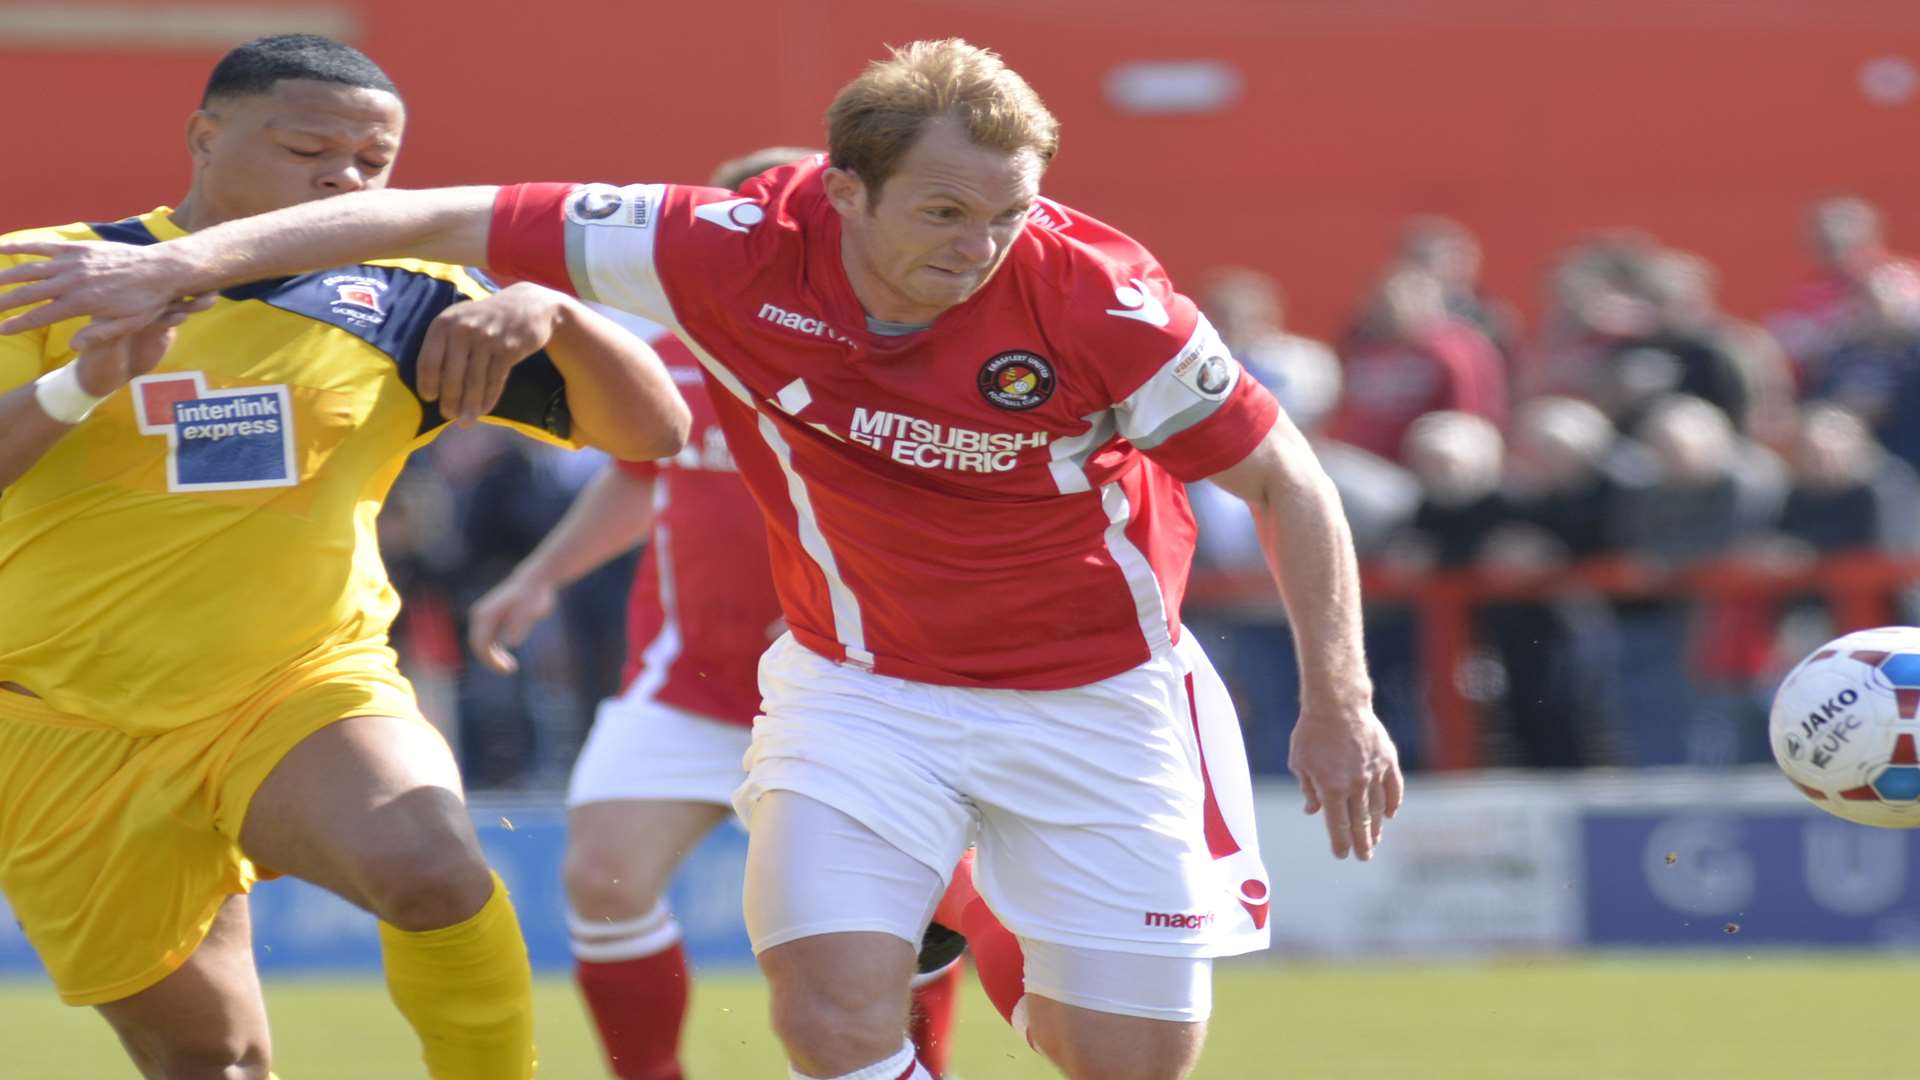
[826,38,1059,196]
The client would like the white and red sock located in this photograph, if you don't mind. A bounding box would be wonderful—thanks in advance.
[961,896,1031,1044]
[571,903,690,1080]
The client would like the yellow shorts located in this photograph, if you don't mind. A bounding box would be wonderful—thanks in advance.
[0,642,424,1006]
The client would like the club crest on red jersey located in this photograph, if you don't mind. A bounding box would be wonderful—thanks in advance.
[978,351,1055,410]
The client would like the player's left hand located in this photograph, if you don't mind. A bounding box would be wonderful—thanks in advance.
[1289,703,1403,862]
[0,240,195,347]
[417,282,563,426]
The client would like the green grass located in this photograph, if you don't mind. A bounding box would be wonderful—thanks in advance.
[2,955,1911,1078]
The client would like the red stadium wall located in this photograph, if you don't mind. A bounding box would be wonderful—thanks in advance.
[4,0,1918,337]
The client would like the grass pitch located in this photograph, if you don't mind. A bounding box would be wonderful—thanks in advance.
[1,954,1908,1078]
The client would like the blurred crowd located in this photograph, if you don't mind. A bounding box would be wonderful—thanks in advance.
[382,195,1920,787]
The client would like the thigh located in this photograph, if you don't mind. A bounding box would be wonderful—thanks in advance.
[237,710,481,914]
[1022,976,1207,1080]
[564,799,730,918]
[95,894,271,1080]
[0,696,252,1007]
[970,633,1270,960]
[742,791,948,954]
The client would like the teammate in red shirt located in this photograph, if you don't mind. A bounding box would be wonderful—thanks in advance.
[2,39,1404,1080]
[464,145,992,1080]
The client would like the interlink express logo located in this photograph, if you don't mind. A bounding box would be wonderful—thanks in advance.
[133,372,297,492]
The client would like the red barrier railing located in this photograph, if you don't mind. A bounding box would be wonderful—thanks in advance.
[1185,552,1920,770]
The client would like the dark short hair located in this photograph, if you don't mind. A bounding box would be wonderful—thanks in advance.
[202,34,399,107]
[708,146,822,191]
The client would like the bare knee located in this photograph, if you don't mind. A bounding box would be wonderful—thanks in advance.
[762,937,915,1076]
[563,832,662,921]
[768,983,907,1076]
[357,819,494,930]
[116,1030,270,1080]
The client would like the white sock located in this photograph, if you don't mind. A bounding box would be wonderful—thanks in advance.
[791,1038,930,1080]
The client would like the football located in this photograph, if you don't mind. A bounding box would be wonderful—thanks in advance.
[1770,626,1920,827]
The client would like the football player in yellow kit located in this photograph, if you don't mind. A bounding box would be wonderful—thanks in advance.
[0,34,688,1079]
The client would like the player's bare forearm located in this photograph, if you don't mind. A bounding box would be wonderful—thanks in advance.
[191,186,498,284]
[547,298,691,461]
[510,466,660,592]
[0,382,76,489]
[1208,419,1374,717]
[0,187,497,343]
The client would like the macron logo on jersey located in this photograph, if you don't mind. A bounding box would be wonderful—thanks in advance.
[133,372,297,493]
[1027,196,1074,232]
[695,197,767,234]
[758,302,853,345]
[1106,278,1170,328]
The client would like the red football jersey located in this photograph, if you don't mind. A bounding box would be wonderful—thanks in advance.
[491,158,1279,690]
[607,316,781,727]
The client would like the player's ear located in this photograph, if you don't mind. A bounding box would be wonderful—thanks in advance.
[821,167,868,218]
[185,110,221,167]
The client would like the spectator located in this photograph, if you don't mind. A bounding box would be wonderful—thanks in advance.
[1808,261,1920,473]
[1768,195,1919,381]
[1397,215,1522,360]
[1767,401,1920,665]
[1610,395,1786,766]
[1604,250,1797,445]
[1520,232,1663,403]
[1200,267,1341,419]
[1329,266,1507,463]
[1392,412,1621,767]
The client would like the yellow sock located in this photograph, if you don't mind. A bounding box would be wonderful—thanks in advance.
[380,870,536,1079]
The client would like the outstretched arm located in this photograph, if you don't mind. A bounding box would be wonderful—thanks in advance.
[1206,411,1403,861]
[0,187,498,347]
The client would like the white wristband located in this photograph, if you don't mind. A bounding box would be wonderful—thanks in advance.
[33,364,108,425]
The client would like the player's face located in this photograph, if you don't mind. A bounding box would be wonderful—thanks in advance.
[186,79,405,226]
[828,119,1041,324]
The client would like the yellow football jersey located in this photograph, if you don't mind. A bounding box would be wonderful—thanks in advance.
[0,208,578,734]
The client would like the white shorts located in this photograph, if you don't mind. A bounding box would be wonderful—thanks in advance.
[567,683,753,808]
[734,630,1271,960]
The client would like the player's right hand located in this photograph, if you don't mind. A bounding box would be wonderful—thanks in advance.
[72,295,215,395]
[468,573,558,674]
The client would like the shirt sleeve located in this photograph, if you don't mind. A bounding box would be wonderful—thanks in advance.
[488,181,677,326]
[410,267,580,449]
[1108,304,1281,482]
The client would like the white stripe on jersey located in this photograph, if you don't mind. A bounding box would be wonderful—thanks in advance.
[569,183,672,320]
[1114,314,1240,451]
[665,332,876,671]
[1099,480,1174,657]
[622,480,682,705]
[1047,411,1116,495]
[756,410,875,668]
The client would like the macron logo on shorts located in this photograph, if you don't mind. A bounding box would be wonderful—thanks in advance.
[132,372,297,493]
[1143,910,1216,930]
